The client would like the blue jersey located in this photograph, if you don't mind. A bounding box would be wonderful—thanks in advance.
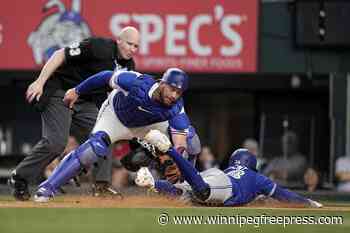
[110,71,189,129]
[223,165,276,206]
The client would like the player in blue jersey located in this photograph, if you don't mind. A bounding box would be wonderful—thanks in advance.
[120,124,201,184]
[33,68,191,202]
[135,130,323,208]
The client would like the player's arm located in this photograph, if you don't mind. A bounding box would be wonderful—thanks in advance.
[63,71,140,108]
[74,71,113,95]
[257,174,322,207]
[144,130,210,201]
[74,70,140,94]
[27,38,99,103]
[152,111,190,184]
[169,107,190,152]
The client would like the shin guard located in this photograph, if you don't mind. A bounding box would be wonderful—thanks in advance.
[38,131,110,193]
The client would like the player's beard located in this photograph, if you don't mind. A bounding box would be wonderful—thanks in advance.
[160,91,173,107]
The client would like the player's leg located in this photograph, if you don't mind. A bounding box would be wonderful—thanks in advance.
[34,97,132,202]
[10,90,71,200]
[34,131,111,202]
[199,168,233,205]
[71,99,118,197]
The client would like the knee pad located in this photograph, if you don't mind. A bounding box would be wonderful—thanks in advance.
[76,131,111,168]
[89,131,111,157]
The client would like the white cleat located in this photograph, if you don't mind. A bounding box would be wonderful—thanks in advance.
[135,167,155,188]
[33,187,54,203]
[308,199,323,208]
[34,195,50,203]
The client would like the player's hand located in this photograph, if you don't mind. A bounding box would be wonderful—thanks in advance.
[144,130,171,153]
[26,80,44,103]
[63,88,79,109]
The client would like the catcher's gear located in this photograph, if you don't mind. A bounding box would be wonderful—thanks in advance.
[120,138,154,172]
[134,137,158,157]
[144,130,171,153]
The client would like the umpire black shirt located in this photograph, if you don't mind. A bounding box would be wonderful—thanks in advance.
[42,37,135,108]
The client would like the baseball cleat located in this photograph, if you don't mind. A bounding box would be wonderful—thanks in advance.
[91,182,123,199]
[8,171,30,201]
[308,199,323,208]
[135,167,155,188]
[34,186,54,203]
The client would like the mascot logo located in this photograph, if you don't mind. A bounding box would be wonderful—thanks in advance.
[28,0,91,65]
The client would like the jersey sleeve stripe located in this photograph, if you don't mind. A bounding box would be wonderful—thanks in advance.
[109,70,123,89]
[268,183,277,197]
[170,127,189,135]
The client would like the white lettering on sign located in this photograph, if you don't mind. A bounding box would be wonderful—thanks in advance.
[190,14,212,56]
[133,14,164,54]
[220,15,243,56]
[109,4,245,56]
[166,15,187,56]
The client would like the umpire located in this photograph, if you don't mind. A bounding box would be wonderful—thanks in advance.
[9,26,139,201]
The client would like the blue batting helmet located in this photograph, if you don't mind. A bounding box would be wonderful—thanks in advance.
[229,148,257,171]
[162,68,189,92]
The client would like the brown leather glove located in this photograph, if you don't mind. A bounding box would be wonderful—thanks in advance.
[158,154,181,184]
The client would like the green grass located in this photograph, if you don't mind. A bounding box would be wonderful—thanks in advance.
[0,207,349,233]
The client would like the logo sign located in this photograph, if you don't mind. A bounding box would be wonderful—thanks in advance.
[0,0,258,73]
[27,0,91,65]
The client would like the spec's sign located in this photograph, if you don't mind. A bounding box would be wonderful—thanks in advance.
[0,0,258,73]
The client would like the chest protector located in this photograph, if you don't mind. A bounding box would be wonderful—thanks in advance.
[113,75,183,127]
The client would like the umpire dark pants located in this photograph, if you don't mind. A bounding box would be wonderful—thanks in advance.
[15,90,112,184]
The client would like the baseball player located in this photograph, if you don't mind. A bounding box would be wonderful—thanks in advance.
[135,130,323,208]
[121,125,201,184]
[33,67,191,202]
[9,27,139,201]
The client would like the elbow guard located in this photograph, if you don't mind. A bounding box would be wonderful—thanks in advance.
[193,187,211,202]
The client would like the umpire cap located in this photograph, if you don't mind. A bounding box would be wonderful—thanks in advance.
[162,68,189,92]
[229,148,257,171]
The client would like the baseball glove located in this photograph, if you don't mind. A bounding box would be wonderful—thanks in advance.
[157,154,181,184]
[120,138,155,172]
